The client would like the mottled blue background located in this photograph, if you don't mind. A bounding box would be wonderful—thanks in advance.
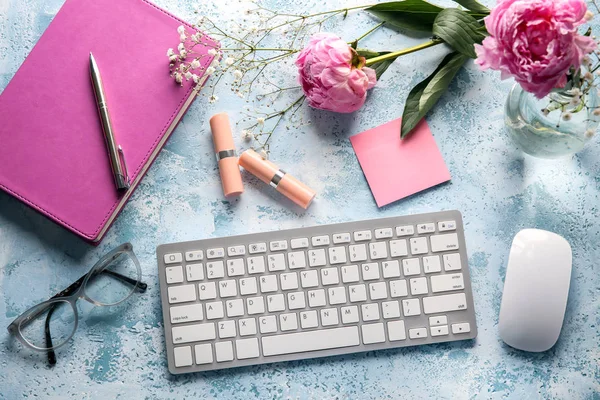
[1,0,599,398]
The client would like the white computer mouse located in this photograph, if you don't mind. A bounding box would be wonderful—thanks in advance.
[498,229,572,352]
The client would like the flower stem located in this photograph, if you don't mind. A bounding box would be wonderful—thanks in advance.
[364,39,443,66]
[352,21,385,44]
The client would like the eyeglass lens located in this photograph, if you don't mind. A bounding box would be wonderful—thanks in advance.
[84,250,140,306]
[19,300,76,350]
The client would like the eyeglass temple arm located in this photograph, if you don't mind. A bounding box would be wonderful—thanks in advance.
[42,271,146,366]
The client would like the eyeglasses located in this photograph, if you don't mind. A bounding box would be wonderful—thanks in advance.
[7,243,147,365]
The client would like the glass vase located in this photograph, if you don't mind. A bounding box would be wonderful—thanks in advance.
[505,83,600,158]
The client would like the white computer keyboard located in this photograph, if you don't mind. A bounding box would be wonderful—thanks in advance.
[157,210,477,374]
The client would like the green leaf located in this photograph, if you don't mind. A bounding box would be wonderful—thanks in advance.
[365,0,444,33]
[432,8,485,58]
[356,49,397,80]
[401,51,469,138]
[451,0,489,14]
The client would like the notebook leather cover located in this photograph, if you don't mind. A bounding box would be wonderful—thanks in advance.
[0,0,217,243]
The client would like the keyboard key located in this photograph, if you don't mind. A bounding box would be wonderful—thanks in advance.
[431,325,449,337]
[369,242,387,260]
[452,322,471,334]
[267,254,286,272]
[341,265,360,283]
[321,267,339,285]
[165,266,184,284]
[389,280,408,298]
[443,253,462,271]
[260,275,278,293]
[247,256,266,274]
[341,306,359,324]
[388,320,406,341]
[423,293,467,314]
[280,313,298,331]
[382,300,401,319]
[409,277,428,296]
[328,287,347,305]
[287,292,306,309]
[402,258,420,276]
[361,263,380,281]
[226,299,244,317]
[409,327,427,339]
[239,277,257,295]
[280,272,299,290]
[246,296,265,315]
[349,244,367,262]
[218,320,236,339]
[206,301,224,319]
[430,233,459,253]
[382,260,401,278]
[215,341,234,362]
[300,310,319,328]
[308,289,326,307]
[248,243,267,254]
[349,284,367,302]
[185,250,203,262]
[199,282,217,300]
[170,304,203,324]
[239,318,257,336]
[164,253,182,264]
[168,284,196,304]
[369,282,388,300]
[361,303,380,321]
[320,308,339,326]
[227,245,245,257]
[438,220,457,232]
[261,326,360,356]
[311,235,330,247]
[374,228,393,239]
[287,251,307,269]
[173,346,192,367]
[423,256,441,274]
[226,259,245,277]
[431,273,464,293]
[395,225,414,236]
[328,246,347,265]
[206,261,225,279]
[417,223,435,234]
[409,237,428,255]
[362,323,385,344]
[332,233,351,244]
[260,315,278,333]
[290,238,309,249]
[186,263,204,281]
[402,298,421,316]
[172,323,215,344]
[354,230,372,242]
[236,338,260,359]
[429,316,448,326]
[389,239,408,257]
[300,270,319,288]
[308,249,327,267]
[206,248,225,259]
[269,240,288,252]
[267,294,285,312]
[194,343,213,364]
[219,280,237,298]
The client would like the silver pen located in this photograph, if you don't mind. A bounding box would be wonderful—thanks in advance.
[89,52,130,191]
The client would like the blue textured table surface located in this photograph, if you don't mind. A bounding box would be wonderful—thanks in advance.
[1,0,599,398]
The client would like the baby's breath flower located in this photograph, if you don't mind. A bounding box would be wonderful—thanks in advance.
[180,33,187,42]
[233,70,243,80]
[208,48,218,56]
[570,96,580,106]
[169,55,178,63]
[167,48,175,57]
[209,95,219,103]
[241,130,252,140]
[257,117,265,125]
[563,112,572,121]
[593,108,600,116]
[178,43,186,53]
[585,10,594,21]
[192,74,200,83]
[174,72,183,84]
[177,25,185,35]
[237,91,245,98]
[224,57,235,66]
[179,50,187,60]
[542,108,550,116]
[190,59,201,69]
[185,71,193,80]
[206,66,216,75]
[585,129,595,138]
[584,71,594,81]
[259,149,268,159]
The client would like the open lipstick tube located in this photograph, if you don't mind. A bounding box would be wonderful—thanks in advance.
[209,113,244,197]
[238,149,316,209]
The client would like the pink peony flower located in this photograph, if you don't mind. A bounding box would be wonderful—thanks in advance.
[295,33,377,113]
[475,0,596,98]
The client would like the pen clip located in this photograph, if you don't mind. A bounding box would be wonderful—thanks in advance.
[118,145,131,189]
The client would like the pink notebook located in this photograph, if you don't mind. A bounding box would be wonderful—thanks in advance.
[0,0,217,243]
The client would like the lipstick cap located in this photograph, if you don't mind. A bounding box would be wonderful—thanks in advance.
[209,113,243,197]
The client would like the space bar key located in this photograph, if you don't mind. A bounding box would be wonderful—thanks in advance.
[262,327,360,357]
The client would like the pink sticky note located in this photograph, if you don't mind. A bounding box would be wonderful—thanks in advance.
[350,118,451,207]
